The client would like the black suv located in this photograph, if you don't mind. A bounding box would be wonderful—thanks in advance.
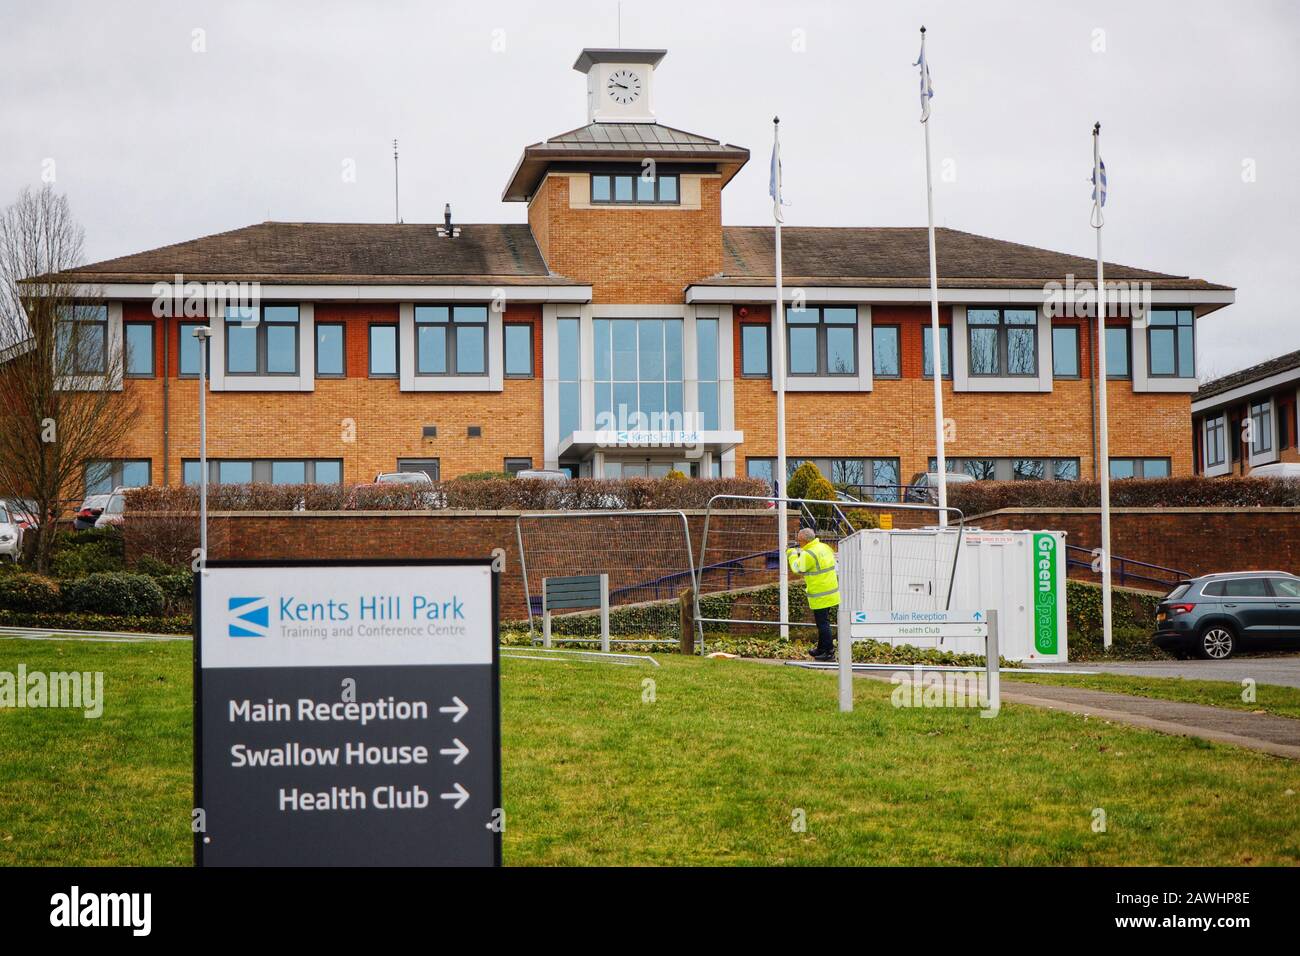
[1154,571,1300,659]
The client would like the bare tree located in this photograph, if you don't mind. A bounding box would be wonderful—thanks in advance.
[0,185,138,572]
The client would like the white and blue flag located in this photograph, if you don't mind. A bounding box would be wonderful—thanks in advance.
[1091,158,1107,207]
[769,126,784,224]
[914,32,934,122]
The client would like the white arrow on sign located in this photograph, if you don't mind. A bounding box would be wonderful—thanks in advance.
[439,696,468,723]
[440,782,469,809]
[439,738,469,765]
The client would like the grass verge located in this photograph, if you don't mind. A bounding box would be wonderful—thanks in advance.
[1,638,1297,865]
[1003,671,1300,721]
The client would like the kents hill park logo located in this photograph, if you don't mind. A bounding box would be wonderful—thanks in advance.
[227,597,270,638]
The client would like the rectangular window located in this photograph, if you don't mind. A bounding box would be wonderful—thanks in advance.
[84,458,151,494]
[872,325,900,378]
[594,317,684,430]
[504,457,533,475]
[369,324,398,377]
[396,458,439,481]
[224,304,299,376]
[922,325,951,378]
[967,308,1037,377]
[1147,309,1194,378]
[184,459,344,485]
[124,322,155,377]
[557,318,580,440]
[785,305,857,376]
[1012,459,1047,480]
[1281,403,1293,451]
[1204,415,1227,468]
[315,323,345,377]
[741,324,769,377]
[1052,325,1080,378]
[590,172,680,205]
[179,322,205,376]
[697,317,719,430]
[1249,400,1274,455]
[57,304,108,375]
[504,323,534,378]
[415,305,487,376]
[1105,326,1130,378]
[1054,459,1080,481]
[1110,457,1171,479]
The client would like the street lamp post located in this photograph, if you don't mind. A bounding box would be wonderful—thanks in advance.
[194,325,211,572]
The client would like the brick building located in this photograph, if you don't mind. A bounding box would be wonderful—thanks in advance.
[54,48,1234,497]
[1192,349,1300,476]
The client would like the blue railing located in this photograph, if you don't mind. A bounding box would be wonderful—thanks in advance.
[1064,544,1188,591]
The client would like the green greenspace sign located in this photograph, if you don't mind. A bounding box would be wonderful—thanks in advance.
[1032,533,1059,655]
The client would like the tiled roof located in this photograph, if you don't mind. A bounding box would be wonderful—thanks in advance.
[709,226,1233,291]
[502,123,750,200]
[60,222,569,285]
[1195,349,1300,401]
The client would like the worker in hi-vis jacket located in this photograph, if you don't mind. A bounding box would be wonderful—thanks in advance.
[786,527,840,662]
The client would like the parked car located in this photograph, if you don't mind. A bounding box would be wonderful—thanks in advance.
[0,502,22,562]
[1,498,39,533]
[94,487,137,528]
[515,469,570,482]
[905,471,976,503]
[374,471,434,485]
[73,493,111,531]
[1244,462,1300,479]
[1153,571,1300,660]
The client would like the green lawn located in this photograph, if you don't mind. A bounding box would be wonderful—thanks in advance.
[1004,672,1300,721]
[1,638,1298,866]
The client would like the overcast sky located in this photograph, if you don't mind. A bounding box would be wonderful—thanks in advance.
[2,0,1294,377]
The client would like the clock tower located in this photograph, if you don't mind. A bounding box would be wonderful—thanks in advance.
[574,48,666,124]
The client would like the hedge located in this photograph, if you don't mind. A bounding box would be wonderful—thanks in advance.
[60,572,166,617]
[0,573,62,612]
[948,475,1300,515]
[125,476,771,514]
[0,609,189,635]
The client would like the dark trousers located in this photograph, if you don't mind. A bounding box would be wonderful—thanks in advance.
[813,606,834,655]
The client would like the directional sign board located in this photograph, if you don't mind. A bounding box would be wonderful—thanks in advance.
[194,559,500,866]
[850,608,988,641]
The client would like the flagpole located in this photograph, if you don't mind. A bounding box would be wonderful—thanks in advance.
[1093,121,1113,650]
[919,26,948,526]
[772,116,790,638]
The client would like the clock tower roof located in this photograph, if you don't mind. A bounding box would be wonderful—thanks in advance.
[572,48,667,72]
[501,122,750,202]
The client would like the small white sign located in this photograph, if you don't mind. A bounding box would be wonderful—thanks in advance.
[849,608,987,641]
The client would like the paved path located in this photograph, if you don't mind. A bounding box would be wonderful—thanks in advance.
[1025,656,1300,689]
[781,661,1300,759]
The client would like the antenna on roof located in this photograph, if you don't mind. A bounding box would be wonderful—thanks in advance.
[393,139,402,224]
[617,1,622,46]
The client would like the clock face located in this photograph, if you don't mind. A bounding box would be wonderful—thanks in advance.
[606,68,642,105]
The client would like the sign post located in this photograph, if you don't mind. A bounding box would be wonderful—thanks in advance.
[194,559,501,866]
[838,609,998,713]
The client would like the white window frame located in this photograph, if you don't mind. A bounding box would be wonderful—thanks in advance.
[1202,412,1230,477]
[1247,398,1278,467]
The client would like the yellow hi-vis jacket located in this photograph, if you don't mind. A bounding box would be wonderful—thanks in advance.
[786,537,840,610]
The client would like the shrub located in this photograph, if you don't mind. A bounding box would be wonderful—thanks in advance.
[786,461,823,500]
[457,471,514,481]
[0,609,189,635]
[126,476,771,515]
[51,538,125,578]
[948,475,1300,516]
[135,553,188,577]
[0,573,62,612]
[62,572,165,617]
